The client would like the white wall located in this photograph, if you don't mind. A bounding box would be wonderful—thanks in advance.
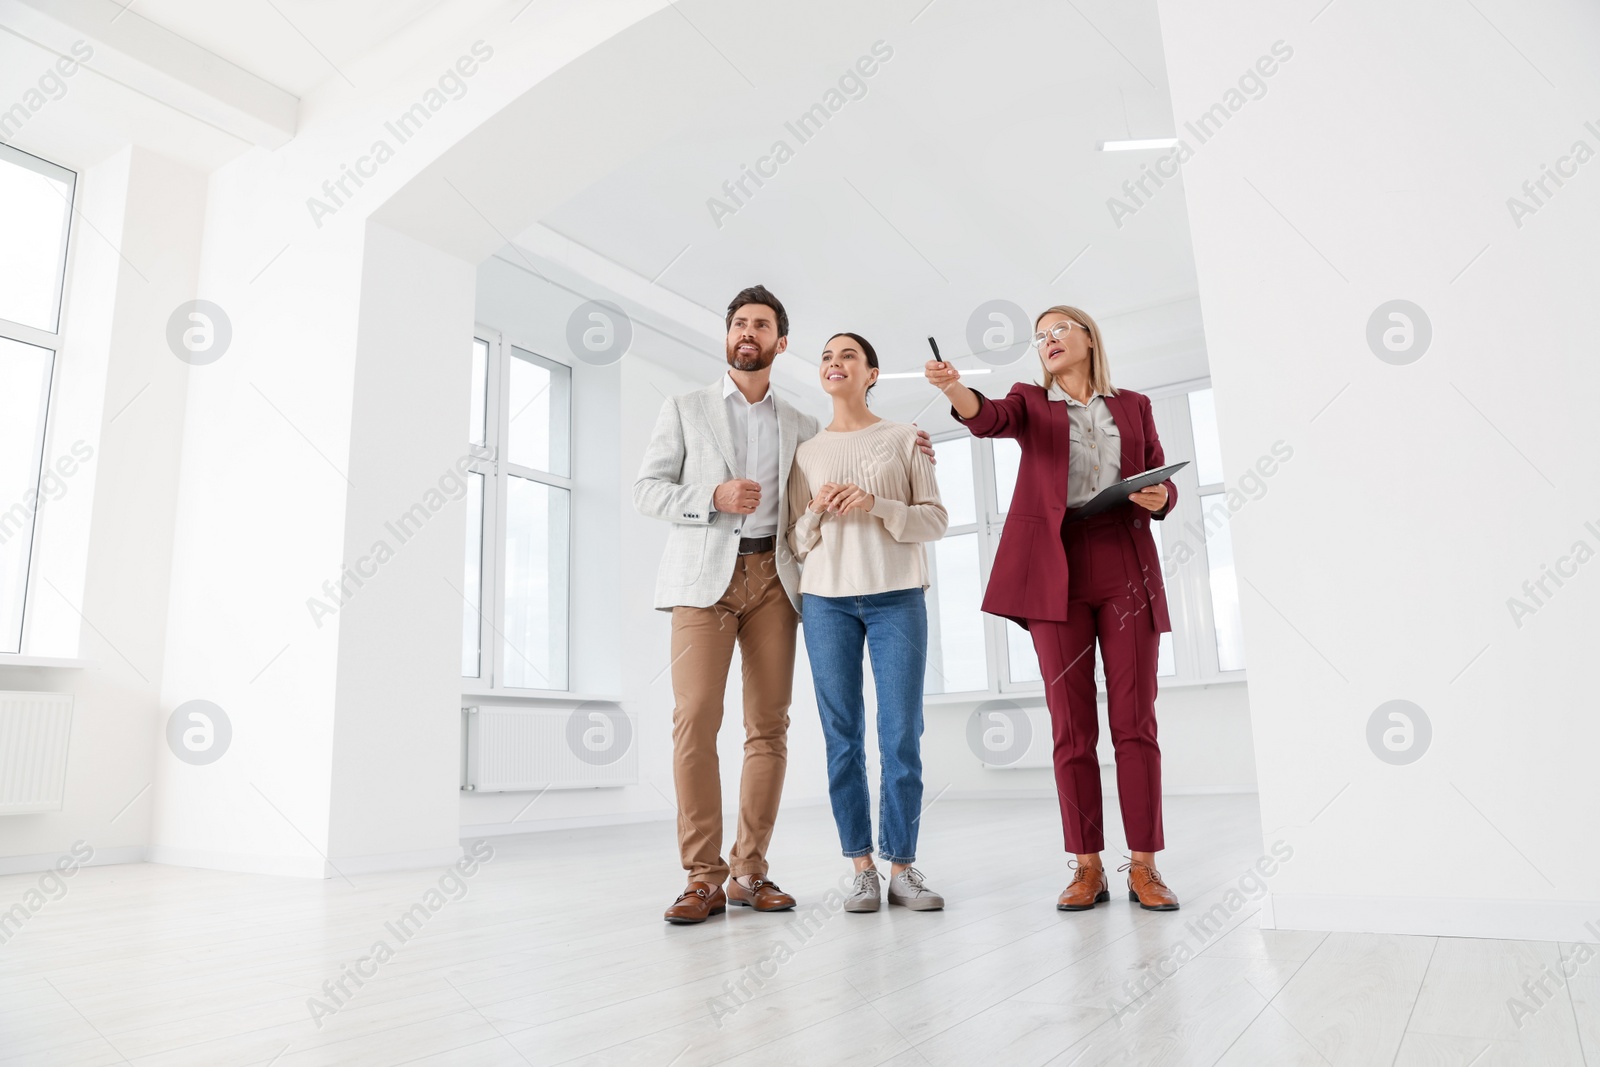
[0,146,204,874]
[324,222,476,869]
[458,253,839,839]
[0,0,1261,881]
[142,1,680,877]
[918,683,1256,807]
[458,252,1256,850]
[1158,0,1600,939]
[0,0,744,877]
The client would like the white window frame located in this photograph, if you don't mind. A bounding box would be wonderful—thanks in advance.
[1138,378,1245,686]
[922,435,991,696]
[0,143,77,656]
[461,324,573,696]
[927,377,1247,698]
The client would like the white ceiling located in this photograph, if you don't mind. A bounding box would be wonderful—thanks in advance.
[0,0,1209,427]
[0,0,451,170]
[517,0,1208,423]
[116,0,447,96]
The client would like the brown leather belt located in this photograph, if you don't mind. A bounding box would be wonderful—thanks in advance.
[738,535,776,555]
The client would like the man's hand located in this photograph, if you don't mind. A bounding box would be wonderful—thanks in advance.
[715,479,762,514]
[911,424,936,464]
[1130,484,1169,513]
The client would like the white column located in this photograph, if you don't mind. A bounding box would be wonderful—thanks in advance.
[1157,0,1600,939]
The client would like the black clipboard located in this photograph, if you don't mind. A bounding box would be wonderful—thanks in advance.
[1063,461,1188,522]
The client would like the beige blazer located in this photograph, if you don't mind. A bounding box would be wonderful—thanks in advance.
[633,379,819,611]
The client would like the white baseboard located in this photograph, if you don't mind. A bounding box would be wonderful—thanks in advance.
[1266,893,1600,943]
[932,787,1257,800]
[145,843,466,879]
[1,794,1259,874]
[2,844,476,881]
[463,795,830,838]
[330,846,463,875]
[460,790,1253,838]
[948,787,1062,801]
[1165,785,1259,795]
[464,809,674,838]
[0,845,145,877]
[146,844,331,880]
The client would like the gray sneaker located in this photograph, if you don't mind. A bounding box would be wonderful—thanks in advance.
[844,867,881,912]
[887,867,945,911]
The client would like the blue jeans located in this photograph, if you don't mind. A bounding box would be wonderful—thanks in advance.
[801,588,928,865]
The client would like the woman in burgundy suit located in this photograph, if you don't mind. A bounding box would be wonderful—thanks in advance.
[924,304,1181,912]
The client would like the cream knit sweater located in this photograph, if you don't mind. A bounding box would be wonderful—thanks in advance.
[785,419,948,597]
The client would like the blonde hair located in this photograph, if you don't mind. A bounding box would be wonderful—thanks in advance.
[1034,305,1115,396]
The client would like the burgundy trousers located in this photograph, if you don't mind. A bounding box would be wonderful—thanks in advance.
[1027,512,1164,854]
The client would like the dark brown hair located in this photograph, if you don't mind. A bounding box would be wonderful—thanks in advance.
[725,284,789,338]
[825,332,879,397]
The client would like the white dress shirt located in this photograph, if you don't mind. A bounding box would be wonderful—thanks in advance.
[720,372,780,538]
[1047,381,1122,508]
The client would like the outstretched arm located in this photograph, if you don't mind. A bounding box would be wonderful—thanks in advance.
[925,362,1030,439]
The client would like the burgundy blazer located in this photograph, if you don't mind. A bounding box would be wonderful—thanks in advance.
[954,383,1177,631]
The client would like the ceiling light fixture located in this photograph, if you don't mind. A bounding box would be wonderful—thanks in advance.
[875,368,993,380]
[1098,138,1180,151]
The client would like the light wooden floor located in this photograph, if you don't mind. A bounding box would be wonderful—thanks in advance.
[1,795,1593,1066]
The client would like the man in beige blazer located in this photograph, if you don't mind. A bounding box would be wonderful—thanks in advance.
[634,284,929,923]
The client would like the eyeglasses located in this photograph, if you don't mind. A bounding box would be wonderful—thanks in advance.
[1031,320,1085,349]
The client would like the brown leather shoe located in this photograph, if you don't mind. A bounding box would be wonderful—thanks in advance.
[1056,859,1110,911]
[1119,859,1180,911]
[727,875,796,912]
[664,881,726,924]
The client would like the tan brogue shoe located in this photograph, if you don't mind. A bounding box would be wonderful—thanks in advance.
[1119,859,1180,911]
[1056,858,1111,911]
[727,875,796,912]
[664,881,726,924]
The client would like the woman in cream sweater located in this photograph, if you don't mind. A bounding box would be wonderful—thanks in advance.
[786,332,949,913]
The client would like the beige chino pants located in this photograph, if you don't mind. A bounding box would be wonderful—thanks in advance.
[669,551,797,884]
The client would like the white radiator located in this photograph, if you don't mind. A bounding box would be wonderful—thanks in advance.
[0,692,74,814]
[970,705,1112,770]
[973,706,1055,769]
[463,703,637,792]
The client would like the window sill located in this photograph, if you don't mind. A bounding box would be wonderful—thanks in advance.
[925,672,1246,707]
[0,654,95,670]
[460,688,622,704]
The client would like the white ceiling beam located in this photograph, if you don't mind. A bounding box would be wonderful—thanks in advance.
[515,222,725,344]
[512,223,832,410]
[1,0,298,147]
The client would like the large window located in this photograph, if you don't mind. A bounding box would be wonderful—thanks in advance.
[461,329,572,692]
[0,144,75,654]
[926,383,1244,694]
[925,436,985,694]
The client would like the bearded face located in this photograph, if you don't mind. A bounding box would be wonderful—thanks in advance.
[727,331,779,372]
[725,303,785,371]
